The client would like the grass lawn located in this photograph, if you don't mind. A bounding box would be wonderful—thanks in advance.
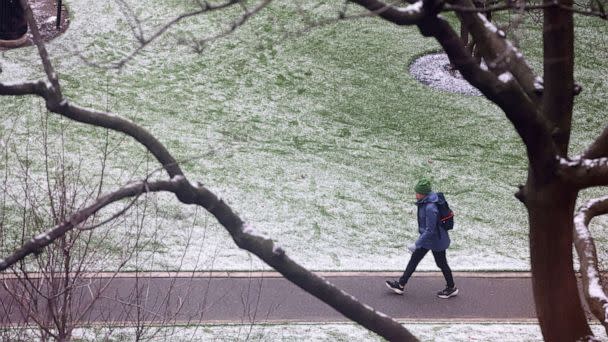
[0,0,606,271]
[61,323,608,341]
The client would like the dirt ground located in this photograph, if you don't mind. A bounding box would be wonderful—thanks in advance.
[0,0,69,51]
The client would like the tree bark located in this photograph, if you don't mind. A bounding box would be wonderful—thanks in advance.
[528,182,592,341]
[543,0,575,155]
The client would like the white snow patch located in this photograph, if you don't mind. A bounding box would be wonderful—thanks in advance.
[561,156,608,169]
[44,16,58,25]
[534,76,544,91]
[0,63,29,82]
[66,323,608,341]
[397,1,423,15]
[480,58,489,71]
[409,53,482,96]
[34,232,51,241]
[498,72,514,83]
[478,13,499,34]
[242,222,268,240]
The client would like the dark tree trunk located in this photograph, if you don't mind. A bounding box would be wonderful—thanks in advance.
[0,0,27,40]
[526,1,592,338]
[528,182,592,341]
[543,0,575,155]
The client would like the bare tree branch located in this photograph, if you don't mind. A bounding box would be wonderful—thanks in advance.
[18,0,62,99]
[0,80,47,97]
[449,0,542,106]
[80,0,272,69]
[558,156,608,189]
[345,0,427,25]
[352,0,557,177]
[188,0,273,52]
[0,80,184,178]
[584,125,608,159]
[574,196,608,334]
[443,1,608,18]
[0,179,178,272]
[0,173,419,341]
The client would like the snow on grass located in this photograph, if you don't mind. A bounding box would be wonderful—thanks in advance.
[62,323,608,341]
[4,323,608,341]
[0,1,606,272]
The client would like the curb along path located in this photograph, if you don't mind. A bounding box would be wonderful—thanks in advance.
[0,272,537,325]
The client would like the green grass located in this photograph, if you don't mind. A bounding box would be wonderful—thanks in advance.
[0,0,606,271]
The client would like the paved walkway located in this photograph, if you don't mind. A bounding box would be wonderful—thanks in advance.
[0,272,538,325]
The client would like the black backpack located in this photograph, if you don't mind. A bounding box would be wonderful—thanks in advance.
[436,192,454,230]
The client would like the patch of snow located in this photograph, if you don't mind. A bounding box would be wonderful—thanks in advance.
[478,13,499,34]
[45,16,58,25]
[409,53,482,96]
[0,60,31,82]
[65,323,608,341]
[243,222,268,240]
[397,1,423,15]
[561,156,608,169]
[533,76,544,91]
[498,72,514,84]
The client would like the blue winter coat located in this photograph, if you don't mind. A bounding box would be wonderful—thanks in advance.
[415,192,450,251]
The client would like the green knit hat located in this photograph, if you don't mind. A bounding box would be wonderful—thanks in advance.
[414,178,432,195]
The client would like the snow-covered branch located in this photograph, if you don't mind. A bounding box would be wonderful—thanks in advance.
[449,0,542,106]
[574,196,608,334]
[444,1,608,19]
[559,156,608,189]
[19,0,62,98]
[348,0,427,25]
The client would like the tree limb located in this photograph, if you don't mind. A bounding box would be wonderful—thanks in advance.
[18,0,62,99]
[573,196,608,334]
[584,125,608,159]
[542,0,575,156]
[0,80,47,97]
[0,174,419,341]
[0,80,184,178]
[347,0,427,24]
[558,156,608,189]
[0,179,178,272]
[150,176,421,341]
[449,0,542,106]
[188,0,273,53]
[444,2,608,19]
[352,0,556,177]
[83,0,271,69]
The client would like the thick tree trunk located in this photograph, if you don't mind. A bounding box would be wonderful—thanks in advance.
[543,0,574,155]
[528,0,593,339]
[528,182,592,341]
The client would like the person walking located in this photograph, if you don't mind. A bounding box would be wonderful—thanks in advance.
[385,178,458,298]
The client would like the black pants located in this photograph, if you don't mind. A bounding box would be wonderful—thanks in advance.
[399,248,455,288]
